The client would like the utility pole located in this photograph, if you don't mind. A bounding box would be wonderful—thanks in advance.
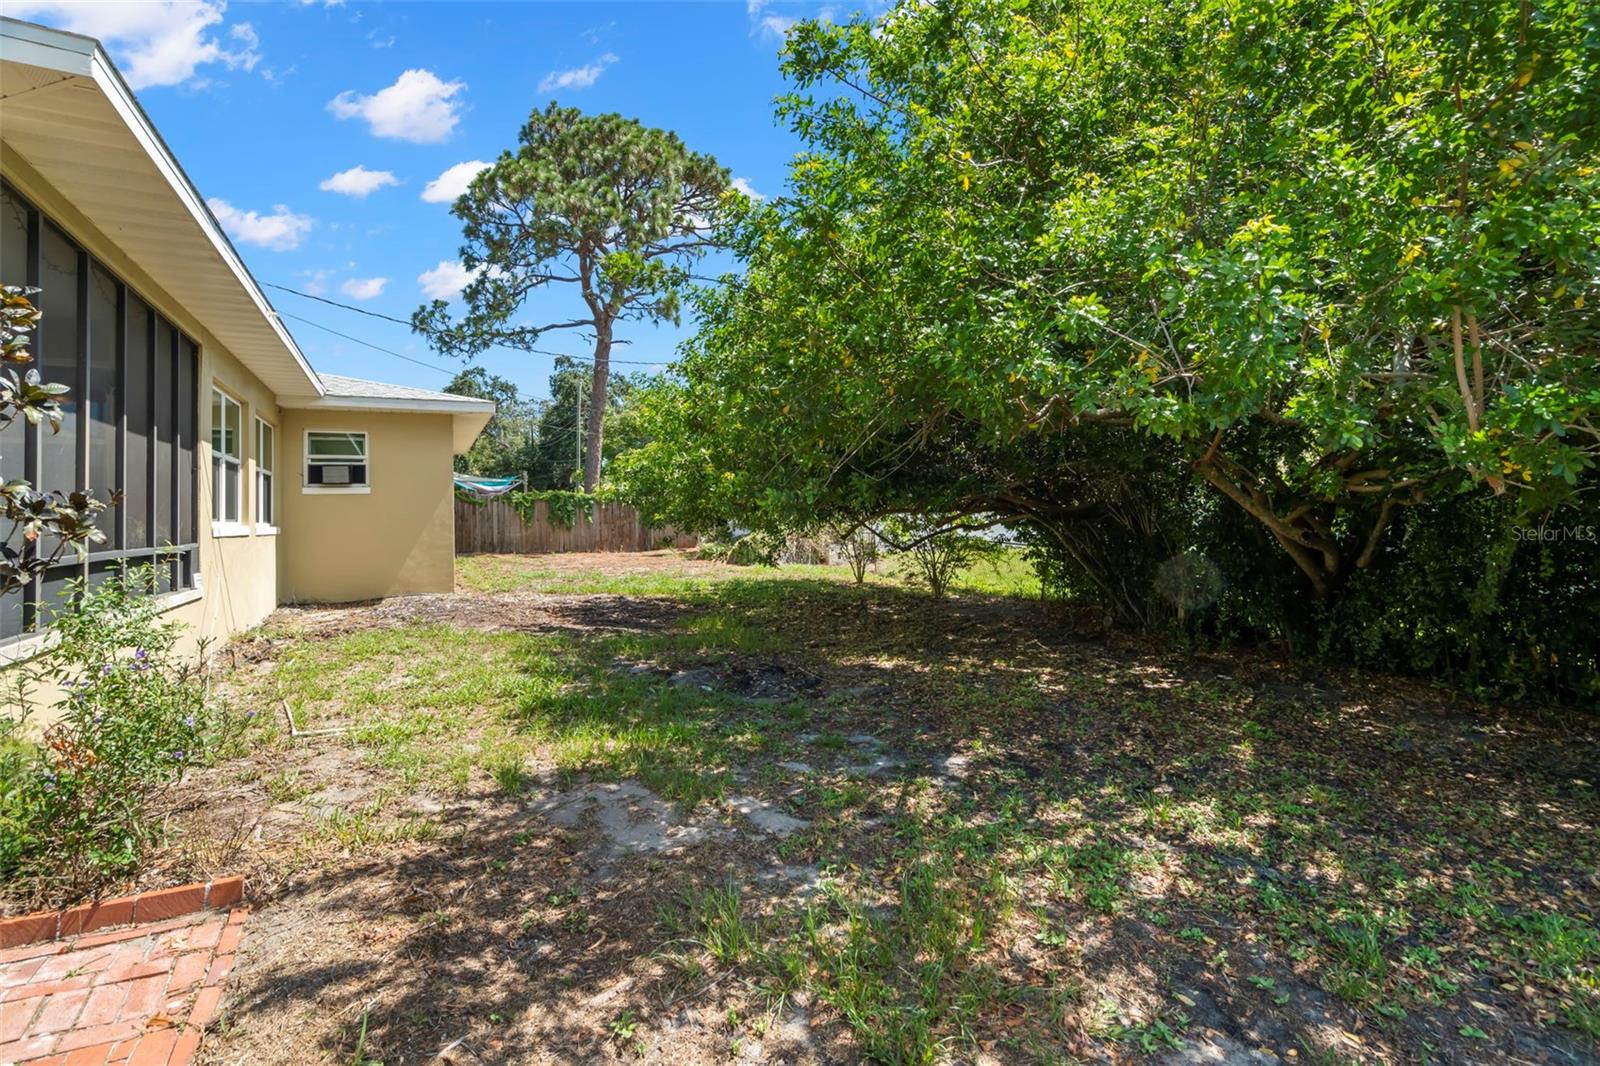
[574,383,583,488]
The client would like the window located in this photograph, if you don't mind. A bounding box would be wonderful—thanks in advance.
[2,181,200,643]
[255,419,275,526]
[305,431,368,491]
[210,389,242,525]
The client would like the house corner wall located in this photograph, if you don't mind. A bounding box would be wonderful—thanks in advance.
[276,410,456,602]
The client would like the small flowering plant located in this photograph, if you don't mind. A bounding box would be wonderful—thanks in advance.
[1,567,239,904]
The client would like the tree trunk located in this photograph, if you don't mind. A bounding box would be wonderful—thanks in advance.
[583,321,611,492]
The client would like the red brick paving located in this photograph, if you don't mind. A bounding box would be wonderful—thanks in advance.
[0,908,246,1065]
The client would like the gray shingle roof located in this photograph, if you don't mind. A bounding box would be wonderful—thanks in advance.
[317,373,489,406]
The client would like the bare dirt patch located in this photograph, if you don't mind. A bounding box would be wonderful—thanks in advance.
[154,552,1598,1065]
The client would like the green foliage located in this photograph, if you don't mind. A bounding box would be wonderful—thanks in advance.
[1316,494,1600,698]
[414,103,732,490]
[623,0,1599,700]
[829,522,879,585]
[0,569,237,905]
[444,367,534,478]
[693,530,787,567]
[2,285,111,594]
[880,517,1002,601]
[511,489,593,529]
[525,356,654,490]
[454,487,607,529]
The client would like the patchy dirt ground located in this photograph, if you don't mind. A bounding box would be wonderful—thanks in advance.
[146,552,1597,1065]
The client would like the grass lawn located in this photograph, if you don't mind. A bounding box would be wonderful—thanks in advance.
[164,551,1596,1065]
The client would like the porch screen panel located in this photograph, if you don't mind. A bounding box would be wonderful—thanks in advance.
[0,180,202,648]
[0,188,27,489]
[178,339,197,586]
[125,297,152,550]
[0,189,26,640]
[38,223,80,496]
[154,319,175,554]
[88,266,119,525]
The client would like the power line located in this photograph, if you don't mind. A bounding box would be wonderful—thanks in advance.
[265,281,673,367]
[266,283,419,329]
[277,312,457,374]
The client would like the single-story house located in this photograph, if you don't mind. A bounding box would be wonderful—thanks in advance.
[0,17,494,666]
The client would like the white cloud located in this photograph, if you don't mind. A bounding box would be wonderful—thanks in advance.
[7,1,262,89]
[757,14,798,39]
[731,177,766,201]
[340,276,388,300]
[417,260,482,301]
[319,165,400,198]
[537,53,618,94]
[421,160,492,204]
[206,198,312,251]
[298,268,334,297]
[328,69,466,144]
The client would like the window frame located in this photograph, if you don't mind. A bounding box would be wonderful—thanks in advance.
[303,429,371,494]
[1,179,201,650]
[255,417,277,530]
[210,386,245,533]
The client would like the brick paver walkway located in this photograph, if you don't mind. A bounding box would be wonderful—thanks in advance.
[0,907,246,1065]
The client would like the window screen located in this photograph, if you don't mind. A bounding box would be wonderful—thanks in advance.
[1,181,201,645]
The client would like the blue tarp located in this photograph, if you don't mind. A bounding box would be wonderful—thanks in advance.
[454,475,522,497]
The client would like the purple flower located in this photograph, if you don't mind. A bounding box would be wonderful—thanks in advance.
[170,749,186,761]
[101,663,114,675]
[133,648,147,662]
[183,715,196,730]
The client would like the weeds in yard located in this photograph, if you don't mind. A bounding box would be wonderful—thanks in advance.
[1041,839,1132,915]
[201,554,1600,1062]
[1,570,244,906]
[1103,1013,1186,1053]
[310,809,439,849]
[681,879,760,965]
[347,1009,380,1066]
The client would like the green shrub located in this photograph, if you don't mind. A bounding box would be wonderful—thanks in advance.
[694,530,785,567]
[883,517,1003,601]
[0,569,240,906]
[829,524,879,585]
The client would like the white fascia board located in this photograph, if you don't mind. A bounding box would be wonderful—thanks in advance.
[0,18,96,74]
[280,395,496,416]
[0,18,324,398]
[82,48,324,397]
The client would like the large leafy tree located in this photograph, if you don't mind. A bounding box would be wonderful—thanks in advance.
[629,0,1600,601]
[415,103,731,491]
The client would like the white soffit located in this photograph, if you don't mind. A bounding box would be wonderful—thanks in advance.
[0,18,323,399]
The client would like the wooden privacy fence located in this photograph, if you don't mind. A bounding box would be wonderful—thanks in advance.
[454,498,698,555]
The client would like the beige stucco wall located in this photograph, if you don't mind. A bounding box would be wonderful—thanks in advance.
[1,152,282,696]
[3,148,468,734]
[276,409,457,602]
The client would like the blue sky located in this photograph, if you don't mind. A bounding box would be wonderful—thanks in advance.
[11,0,843,403]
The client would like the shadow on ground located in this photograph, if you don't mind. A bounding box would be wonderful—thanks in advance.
[180,563,1598,1065]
